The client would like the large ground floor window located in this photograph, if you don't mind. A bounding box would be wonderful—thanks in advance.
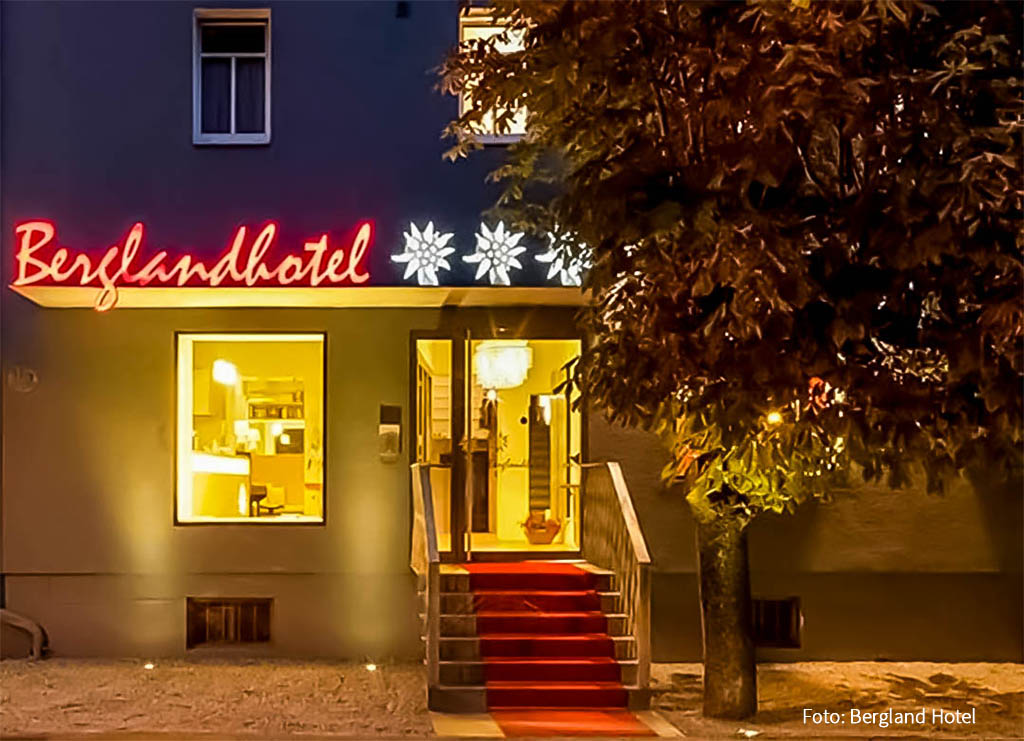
[176,333,325,523]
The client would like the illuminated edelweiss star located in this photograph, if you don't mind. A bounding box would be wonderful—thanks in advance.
[391,221,455,286]
[464,221,526,285]
[536,229,593,287]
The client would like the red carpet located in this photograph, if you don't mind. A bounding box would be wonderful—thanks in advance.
[491,709,655,737]
[466,569,655,736]
[464,562,655,736]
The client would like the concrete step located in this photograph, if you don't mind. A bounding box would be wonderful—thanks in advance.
[439,658,639,686]
[427,684,487,713]
[439,612,628,638]
[424,610,628,639]
[428,679,651,716]
[486,680,629,708]
[440,568,613,593]
[440,634,636,661]
[440,589,620,614]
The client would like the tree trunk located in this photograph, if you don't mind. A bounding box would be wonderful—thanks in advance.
[694,511,757,719]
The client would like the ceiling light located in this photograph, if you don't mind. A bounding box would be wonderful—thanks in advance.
[212,359,238,386]
[474,341,532,390]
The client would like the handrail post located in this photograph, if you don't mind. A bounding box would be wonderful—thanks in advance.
[636,561,651,688]
[581,461,652,696]
[410,463,441,698]
[426,560,440,686]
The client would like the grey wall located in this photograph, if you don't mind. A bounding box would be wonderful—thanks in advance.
[0,0,522,284]
[588,418,1024,662]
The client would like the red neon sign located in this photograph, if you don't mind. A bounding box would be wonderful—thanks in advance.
[11,220,373,311]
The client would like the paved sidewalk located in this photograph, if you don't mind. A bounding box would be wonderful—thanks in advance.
[1,659,1020,739]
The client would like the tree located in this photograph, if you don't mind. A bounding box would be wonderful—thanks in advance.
[441,0,1022,719]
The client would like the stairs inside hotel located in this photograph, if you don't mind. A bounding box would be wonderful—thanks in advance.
[430,561,648,715]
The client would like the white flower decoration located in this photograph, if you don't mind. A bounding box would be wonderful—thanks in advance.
[463,221,526,285]
[391,221,455,286]
[536,229,593,287]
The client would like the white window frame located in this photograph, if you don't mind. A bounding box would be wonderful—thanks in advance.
[193,8,271,145]
[175,332,326,525]
[458,8,525,146]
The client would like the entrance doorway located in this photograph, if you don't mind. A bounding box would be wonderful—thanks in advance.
[413,336,583,560]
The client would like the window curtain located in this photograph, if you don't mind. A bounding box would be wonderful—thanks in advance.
[201,59,231,133]
[235,59,265,133]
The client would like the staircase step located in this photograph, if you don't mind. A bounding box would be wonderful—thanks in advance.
[440,635,636,661]
[428,685,487,714]
[440,590,619,614]
[440,659,639,686]
[486,680,629,709]
[480,633,616,658]
[440,565,614,593]
[440,572,471,593]
[440,658,640,686]
[484,657,623,682]
[470,571,609,592]
[474,589,602,612]
[476,610,608,635]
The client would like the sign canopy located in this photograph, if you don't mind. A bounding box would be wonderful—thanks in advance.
[9,219,588,310]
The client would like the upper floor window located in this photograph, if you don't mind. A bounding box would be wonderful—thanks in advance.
[458,8,527,144]
[193,9,270,145]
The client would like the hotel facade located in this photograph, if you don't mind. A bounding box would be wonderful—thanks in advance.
[1,0,1019,696]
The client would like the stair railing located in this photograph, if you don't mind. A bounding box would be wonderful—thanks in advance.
[410,462,440,687]
[581,462,652,689]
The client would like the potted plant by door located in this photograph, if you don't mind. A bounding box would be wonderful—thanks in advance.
[522,511,561,545]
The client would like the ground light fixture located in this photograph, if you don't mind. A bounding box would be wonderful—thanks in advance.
[143,662,154,670]
[364,663,377,672]
[766,411,783,425]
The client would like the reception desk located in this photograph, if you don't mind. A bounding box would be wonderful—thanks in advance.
[190,452,250,518]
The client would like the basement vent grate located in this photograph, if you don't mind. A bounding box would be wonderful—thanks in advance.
[752,597,801,648]
[186,598,271,648]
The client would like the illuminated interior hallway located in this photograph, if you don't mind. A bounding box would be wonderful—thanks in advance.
[415,338,582,558]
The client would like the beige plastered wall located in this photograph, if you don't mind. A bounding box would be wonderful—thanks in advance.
[0,303,575,657]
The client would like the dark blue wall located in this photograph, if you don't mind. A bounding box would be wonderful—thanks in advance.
[1,0,535,286]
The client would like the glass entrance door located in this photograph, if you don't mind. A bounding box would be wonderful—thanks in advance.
[467,339,582,553]
[414,338,454,554]
[414,336,583,558]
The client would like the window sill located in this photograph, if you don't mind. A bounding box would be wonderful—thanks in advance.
[476,133,523,146]
[193,133,271,146]
[176,515,323,525]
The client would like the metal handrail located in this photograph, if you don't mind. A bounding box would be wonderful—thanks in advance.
[581,461,652,689]
[410,463,440,687]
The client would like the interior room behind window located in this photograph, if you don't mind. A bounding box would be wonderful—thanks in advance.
[177,334,324,523]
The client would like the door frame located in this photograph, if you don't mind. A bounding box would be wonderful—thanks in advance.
[409,322,588,563]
